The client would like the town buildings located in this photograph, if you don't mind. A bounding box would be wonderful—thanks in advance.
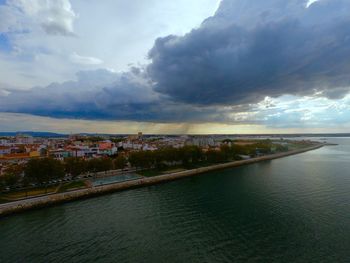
[0,132,290,176]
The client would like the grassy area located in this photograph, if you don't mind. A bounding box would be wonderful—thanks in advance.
[58,181,87,192]
[137,162,222,177]
[0,181,87,203]
[137,165,186,177]
[162,168,186,174]
[0,186,58,201]
[287,143,313,150]
[137,169,163,177]
[189,161,221,169]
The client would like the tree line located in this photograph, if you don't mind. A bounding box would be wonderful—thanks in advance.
[0,155,127,190]
[128,140,287,169]
[0,140,287,191]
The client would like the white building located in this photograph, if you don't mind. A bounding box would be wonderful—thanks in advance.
[0,146,11,156]
[0,139,10,145]
[15,134,34,144]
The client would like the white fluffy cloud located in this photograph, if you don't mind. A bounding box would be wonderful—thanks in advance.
[0,0,219,88]
[70,52,103,65]
[0,0,79,87]
[3,0,77,35]
[0,4,20,33]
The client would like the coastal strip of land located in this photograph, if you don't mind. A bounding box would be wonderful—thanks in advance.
[0,143,325,217]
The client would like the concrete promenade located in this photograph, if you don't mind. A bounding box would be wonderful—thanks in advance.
[0,144,324,217]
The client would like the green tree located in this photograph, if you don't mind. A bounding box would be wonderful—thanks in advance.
[65,157,87,178]
[2,173,20,187]
[100,158,113,171]
[128,152,140,168]
[0,176,5,191]
[231,144,250,156]
[1,164,24,188]
[179,146,203,167]
[25,158,65,185]
[129,151,155,169]
[206,150,225,164]
[152,150,165,169]
[3,164,24,178]
[161,147,181,163]
[114,155,127,169]
[220,144,232,161]
[87,158,113,173]
[275,144,288,152]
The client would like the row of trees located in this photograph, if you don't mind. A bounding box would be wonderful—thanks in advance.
[129,140,288,168]
[0,163,26,190]
[128,141,288,170]
[128,145,232,169]
[0,155,128,190]
[64,155,127,177]
[1,141,287,191]
[129,146,202,169]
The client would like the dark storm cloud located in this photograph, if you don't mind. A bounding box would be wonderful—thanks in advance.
[148,0,350,105]
[0,69,244,122]
[1,0,350,124]
[0,69,157,120]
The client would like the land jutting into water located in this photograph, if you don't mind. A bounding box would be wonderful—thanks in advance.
[0,142,325,217]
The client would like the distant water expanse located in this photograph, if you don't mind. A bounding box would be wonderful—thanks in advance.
[1,138,349,262]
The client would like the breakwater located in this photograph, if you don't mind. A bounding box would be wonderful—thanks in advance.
[0,144,324,217]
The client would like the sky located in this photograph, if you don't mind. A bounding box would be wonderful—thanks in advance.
[0,0,350,134]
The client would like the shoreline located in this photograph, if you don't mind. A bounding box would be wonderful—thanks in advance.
[0,143,324,217]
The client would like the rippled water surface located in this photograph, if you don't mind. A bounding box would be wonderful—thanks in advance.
[1,138,349,262]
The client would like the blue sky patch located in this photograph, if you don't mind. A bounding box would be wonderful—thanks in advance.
[0,34,12,52]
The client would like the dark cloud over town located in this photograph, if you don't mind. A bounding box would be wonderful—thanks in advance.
[148,0,350,105]
[1,0,350,124]
[0,69,249,122]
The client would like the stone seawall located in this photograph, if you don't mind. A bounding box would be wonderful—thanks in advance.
[0,144,324,217]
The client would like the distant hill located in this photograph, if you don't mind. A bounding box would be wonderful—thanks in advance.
[0,131,68,138]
